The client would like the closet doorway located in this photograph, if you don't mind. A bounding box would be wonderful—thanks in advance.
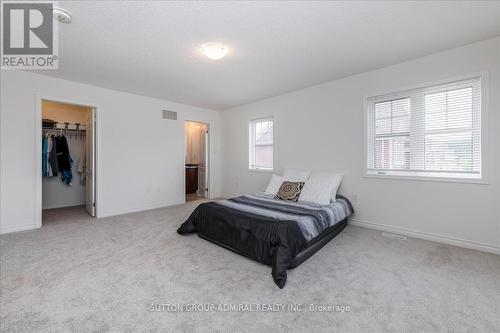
[185,121,209,202]
[37,99,97,227]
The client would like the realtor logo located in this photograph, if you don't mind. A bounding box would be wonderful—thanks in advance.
[1,1,58,69]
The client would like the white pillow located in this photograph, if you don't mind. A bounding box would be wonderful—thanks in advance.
[309,173,343,202]
[282,168,310,182]
[298,180,335,205]
[264,174,285,195]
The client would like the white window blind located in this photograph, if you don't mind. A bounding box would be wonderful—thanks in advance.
[249,117,274,171]
[366,77,482,180]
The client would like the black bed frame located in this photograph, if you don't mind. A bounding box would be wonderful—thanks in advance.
[198,218,348,269]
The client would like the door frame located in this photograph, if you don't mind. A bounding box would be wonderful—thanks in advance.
[184,120,210,200]
[35,95,100,228]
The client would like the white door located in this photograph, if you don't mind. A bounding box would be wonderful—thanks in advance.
[85,108,95,217]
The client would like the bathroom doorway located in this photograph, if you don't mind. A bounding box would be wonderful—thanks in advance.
[185,121,209,202]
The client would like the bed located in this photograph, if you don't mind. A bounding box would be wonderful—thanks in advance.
[177,193,353,288]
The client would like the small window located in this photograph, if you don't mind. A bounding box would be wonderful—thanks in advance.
[249,117,274,171]
[366,76,482,181]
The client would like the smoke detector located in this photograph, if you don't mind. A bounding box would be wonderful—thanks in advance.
[53,8,72,24]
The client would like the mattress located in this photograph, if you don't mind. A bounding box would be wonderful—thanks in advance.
[178,194,353,288]
[217,193,352,240]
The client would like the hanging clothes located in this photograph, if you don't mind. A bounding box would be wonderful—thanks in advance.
[42,135,48,176]
[46,135,52,177]
[47,135,59,176]
[55,135,73,185]
[61,170,73,185]
[77,142,87,185]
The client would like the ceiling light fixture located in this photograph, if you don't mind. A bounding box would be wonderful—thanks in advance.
[200,43,228,60]
[53,8,72,24]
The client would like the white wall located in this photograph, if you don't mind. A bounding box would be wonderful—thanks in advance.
[220,37,500,253]
[0,70,221,233]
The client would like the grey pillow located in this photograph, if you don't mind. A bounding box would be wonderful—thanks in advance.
[275,181,305,202]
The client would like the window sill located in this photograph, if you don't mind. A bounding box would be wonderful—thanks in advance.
[248,168,274,173]
[364,173,488,185]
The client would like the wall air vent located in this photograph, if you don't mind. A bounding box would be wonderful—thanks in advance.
[381,232,407,241]
[162,110,177,120]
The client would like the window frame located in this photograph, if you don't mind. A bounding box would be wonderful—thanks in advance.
[248,116,274,172]
[363,72,488,184]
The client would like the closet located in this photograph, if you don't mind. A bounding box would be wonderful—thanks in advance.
[41,100,95,221]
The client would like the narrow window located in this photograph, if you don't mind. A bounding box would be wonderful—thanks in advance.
[249,117,274,171]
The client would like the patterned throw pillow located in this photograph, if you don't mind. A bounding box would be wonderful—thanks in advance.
[275,181,305,202]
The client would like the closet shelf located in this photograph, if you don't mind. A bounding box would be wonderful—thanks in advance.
[42,122,86,131]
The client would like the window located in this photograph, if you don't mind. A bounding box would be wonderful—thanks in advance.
[249,117,274,171]
[366,76,482,180]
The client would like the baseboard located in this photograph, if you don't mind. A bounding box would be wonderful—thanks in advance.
[350,218,500,255]
[0,223,38,235]
[42,203,85,210]
[98,200,185,218]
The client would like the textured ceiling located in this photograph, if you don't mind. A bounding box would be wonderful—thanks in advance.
[33,1,500,110]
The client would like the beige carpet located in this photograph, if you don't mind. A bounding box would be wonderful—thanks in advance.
[1,202,499,332]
